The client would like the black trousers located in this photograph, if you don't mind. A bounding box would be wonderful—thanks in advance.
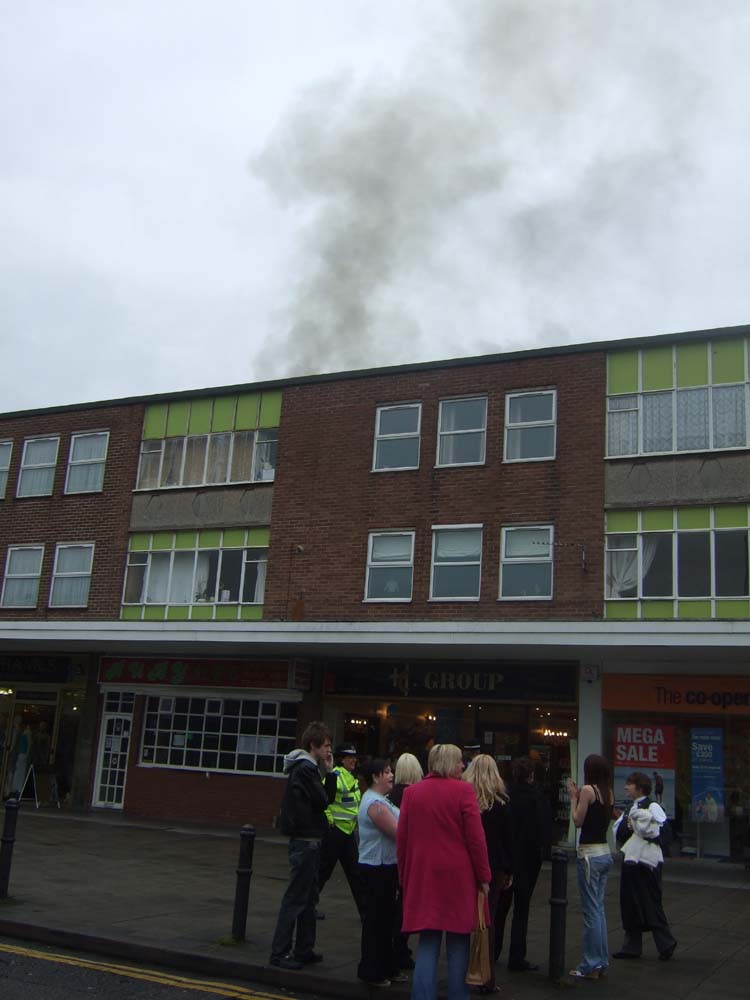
[485,875,513,990]
[357,863,399,983]
[498,857,542,967]
[618,862,676,956]
[318,825,366,917]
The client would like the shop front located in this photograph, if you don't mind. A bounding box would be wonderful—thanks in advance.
[603,673,750,861]
[322,658,579,840]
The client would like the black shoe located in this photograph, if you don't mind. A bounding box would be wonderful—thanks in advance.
[613,951,640,960]
[296,952,323,964]
[659,944,677,962]
[508,960,539,972]
[269,954,303,971]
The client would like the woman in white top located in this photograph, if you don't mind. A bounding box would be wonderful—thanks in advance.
[357,758,404,988]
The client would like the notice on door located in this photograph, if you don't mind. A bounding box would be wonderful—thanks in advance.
[613,724,675,817]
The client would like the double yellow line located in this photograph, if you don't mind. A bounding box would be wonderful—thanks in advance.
[0,942,292,1000]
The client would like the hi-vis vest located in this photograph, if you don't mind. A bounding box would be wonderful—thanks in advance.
[325,766,361,835]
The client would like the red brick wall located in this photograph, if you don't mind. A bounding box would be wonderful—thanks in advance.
[265,351,606,621]
[0,402,144,619]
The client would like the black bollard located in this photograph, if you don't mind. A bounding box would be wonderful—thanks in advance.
[548,848,569,982]
[231,824,256,941]
[0,798,20,900]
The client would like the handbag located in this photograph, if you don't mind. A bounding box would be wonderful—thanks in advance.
[465,891,492,986]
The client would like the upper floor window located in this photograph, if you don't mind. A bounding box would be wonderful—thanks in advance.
[430,525,482,600]
[49,543,94,607]
[136,429,278,490]
[437,397,487,467]
[607,339,750,458]
[1,545,44,608]
[0,441,11,499]
[17,437,59,497]
[65,432,109,494]
[504,390,556,462]
[500,525,553,599]
[123,544,268,606]
[373,404,421,471]
[365,531,414,601]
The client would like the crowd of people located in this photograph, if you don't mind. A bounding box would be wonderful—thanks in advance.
[269,724,677,998]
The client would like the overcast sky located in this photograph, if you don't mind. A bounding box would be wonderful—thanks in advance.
[2,1,750,412]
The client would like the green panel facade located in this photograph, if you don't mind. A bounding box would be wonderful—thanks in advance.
[608,352,639,395]
[676,342,709,387]
[642,347,674,391]
[712,338,745,384]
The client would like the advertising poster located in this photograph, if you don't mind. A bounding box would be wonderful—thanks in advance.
[690,727,724,822]
[613,723,675,817]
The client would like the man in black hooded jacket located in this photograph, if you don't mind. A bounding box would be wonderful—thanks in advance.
[269,721,336,970]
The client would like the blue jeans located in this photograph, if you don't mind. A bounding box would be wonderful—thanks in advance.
[412,930,470,1000]
[576,852,613,975]
[270,838,321,961]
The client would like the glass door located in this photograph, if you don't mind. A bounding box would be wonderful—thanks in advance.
[94,692,134,808]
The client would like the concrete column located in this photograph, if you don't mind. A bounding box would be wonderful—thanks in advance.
[576,662,603,784]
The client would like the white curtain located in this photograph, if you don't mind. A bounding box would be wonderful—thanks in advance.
[230,431,254,482]
[607,396,638,456]
[169,552,195,603]
[182,436,207,485]
[435,528,481,562]
[206,434,231,484]
[713,385,746,448]
[372,534,412,562]
[145,553,170,603]
[18,466,54,496]
[52,576,90,606]
[160,439,184,487]
[643,392,673,452]
[2,578,39,606]
[505,527,549,558]
[606,536,659,598]
[676,388,709,451]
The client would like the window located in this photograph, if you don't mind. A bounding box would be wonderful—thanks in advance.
[123,545,268,606]
[505,390,556,461]
[373,404,421,471]
[49,543,94,607]
[430,526,482,600]
[17,437,59,497]
[140,694,298,775]
[365,531,414,601]
[1,546,44,608]
[437,397,487,467]
[500,525,553,599]
[65,432,109,494]
[0,441,11,498]
[136,429,278,489]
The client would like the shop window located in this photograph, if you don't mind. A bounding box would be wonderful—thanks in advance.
[430,526,482,600]
[500,525,553,599]
[0,441,12,499]
[504,390,556,462]
[17,436,59,497]
[136,429,277,489]
[49,543,94,607]
[365,531,414,601]
[65,432,109,494]
[373,404,421,471]
[436,397,487,467]
[0,545,44,608]
[140,694,298,775]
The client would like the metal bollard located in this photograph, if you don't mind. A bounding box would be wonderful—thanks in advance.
[548,848,569,982]
[231,824,256,941]
[0,799,20,900]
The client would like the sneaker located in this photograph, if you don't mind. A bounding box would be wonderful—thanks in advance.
[569,969,599,980]
[390,973,409,983]
[269,954,303,971]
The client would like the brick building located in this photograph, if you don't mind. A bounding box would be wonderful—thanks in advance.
[2,325,750,856]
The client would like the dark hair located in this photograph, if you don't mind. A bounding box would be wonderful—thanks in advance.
[583,754,614,819]
[301,721,332,752]
[511,756,534,784]
[360,758,390,786]
[627,771,652,795]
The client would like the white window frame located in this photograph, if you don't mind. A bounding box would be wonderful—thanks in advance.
[49,542,95,608]
[64,431,110,494]
[135,429,277,490]
[436,396,487,468]
[0,544,44,608]
[504,389,557,463]
[121,544,269,606]
[364,530,415,602]
[499,524,554,601]
[0,440,12,499]
[372,403,421,472]
[429,524,483,602]
[16,436,59,497]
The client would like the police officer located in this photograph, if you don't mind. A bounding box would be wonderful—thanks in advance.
[463,739,482,768]
[318,743,366,918]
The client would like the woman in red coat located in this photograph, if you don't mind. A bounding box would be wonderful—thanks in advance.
[397,744,491,1000]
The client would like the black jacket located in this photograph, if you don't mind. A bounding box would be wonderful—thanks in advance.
[508,781,553,875]
[279,751,337,839]
[481,800,513,878]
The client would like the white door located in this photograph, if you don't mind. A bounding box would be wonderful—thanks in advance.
[94,691,134,808]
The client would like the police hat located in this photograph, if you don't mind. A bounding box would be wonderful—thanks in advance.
[335,744,358,757]
[463,740,481,751]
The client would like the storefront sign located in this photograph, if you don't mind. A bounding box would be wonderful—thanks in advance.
[603,675,750,716]
[0,656,72,684]
[323,661,577,703]
[690,727,724,822]
[613,724,675,817]
[99,657,289,690]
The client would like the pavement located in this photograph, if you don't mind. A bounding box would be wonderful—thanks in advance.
[1,805,750,999]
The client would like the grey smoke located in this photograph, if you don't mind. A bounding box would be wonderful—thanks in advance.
[253,0,723,378]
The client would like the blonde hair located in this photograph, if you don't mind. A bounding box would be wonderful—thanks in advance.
[463,754,509,812]
[395,753,424,786]
[428,743,463,778]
